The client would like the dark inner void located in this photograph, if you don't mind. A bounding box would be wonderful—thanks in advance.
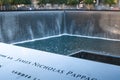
[71,51,120,66]
[15,35,120,57]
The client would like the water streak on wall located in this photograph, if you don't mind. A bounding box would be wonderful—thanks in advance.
[0,11,120,43]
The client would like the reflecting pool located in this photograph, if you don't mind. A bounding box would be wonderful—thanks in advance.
[15,35,120,57]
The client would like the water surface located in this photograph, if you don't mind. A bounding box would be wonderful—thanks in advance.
[15,35,120,57]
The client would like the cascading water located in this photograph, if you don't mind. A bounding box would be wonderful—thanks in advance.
[0,12,19,43]
[0,10,120,43]
[0,10,120,65]
[28,25,34,39]
[0,11,64,43]
[65,11,120,39]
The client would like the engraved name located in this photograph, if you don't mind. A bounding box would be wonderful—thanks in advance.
[15,58,31,64]
[12,70,31,79]
[12,70,41,80]
[32,62,64,74]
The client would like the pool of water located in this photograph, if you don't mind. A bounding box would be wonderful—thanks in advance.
[15,35,120,57]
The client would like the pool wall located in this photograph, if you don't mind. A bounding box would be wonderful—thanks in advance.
[65,11,120,39]
[0,11,120,43]
[0,11,64,43]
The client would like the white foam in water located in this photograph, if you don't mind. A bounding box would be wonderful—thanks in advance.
[0,42,120,80]
[65,34,120,42]
[12,34,64,44]
[12,33,120,45]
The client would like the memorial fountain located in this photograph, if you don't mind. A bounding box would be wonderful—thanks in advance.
[0,10,120,65]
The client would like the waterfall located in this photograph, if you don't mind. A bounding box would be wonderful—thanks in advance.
[29,25,34,39]
[65,11,120,39]
[0,11,64,43]
[0,11,120,43]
